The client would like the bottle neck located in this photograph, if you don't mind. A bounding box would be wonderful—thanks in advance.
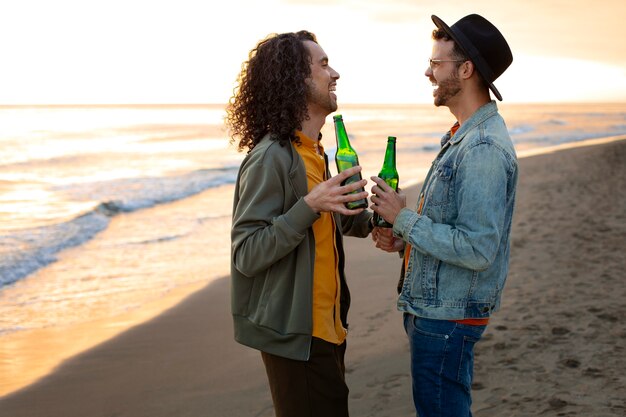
[334,119,352,150]
[382,139,396,169]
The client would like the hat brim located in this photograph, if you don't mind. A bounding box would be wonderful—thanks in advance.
[431,15,503,101]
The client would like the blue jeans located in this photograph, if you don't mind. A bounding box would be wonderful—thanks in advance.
[403,314,486,417]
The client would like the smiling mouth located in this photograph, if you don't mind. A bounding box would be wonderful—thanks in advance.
[329,85,337,100]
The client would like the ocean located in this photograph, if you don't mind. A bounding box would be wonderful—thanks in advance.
[1,102,625,337]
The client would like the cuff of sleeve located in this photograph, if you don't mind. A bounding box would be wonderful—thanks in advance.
[282,197,320,233]
[367,213,375,233]
[393,208,420,240]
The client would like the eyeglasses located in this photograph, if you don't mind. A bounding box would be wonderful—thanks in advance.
[428,58,466,70]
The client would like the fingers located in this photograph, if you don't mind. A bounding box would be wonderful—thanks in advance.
[305,166,372,214]
[375,239,395,252]
[371,227,380,242]
[331,166,368,195]
[342,190,369,203]
[372,225,403,252]
[370,176,394,193]
[341,179,368,195]
[336,206,365,216]
[371,226,389,243]
[377,227,394,237]
[333,166,362,184]
[375,233,395,246]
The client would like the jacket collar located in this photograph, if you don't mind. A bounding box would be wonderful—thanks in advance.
[441,100,499,146]
[257,133,310,197]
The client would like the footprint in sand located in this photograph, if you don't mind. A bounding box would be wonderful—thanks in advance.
[561,358,581,368]
[596,313,618,322]
[546,397,568,411]
[582,367,604,378]
[551,326,571,335]
[472,381,485,391]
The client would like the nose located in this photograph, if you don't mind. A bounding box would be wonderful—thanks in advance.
[330,66,340,80]
[425,65,433,78]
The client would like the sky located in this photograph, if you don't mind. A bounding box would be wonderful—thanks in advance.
[1,0,625,105]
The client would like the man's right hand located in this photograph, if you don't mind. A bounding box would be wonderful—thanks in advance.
[304,166,368,215]
[372,227,405,253]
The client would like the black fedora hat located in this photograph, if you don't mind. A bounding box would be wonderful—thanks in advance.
[431,14,512,101]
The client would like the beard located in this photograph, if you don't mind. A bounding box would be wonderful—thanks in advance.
[434,73,462,107]
[306,82,337,114]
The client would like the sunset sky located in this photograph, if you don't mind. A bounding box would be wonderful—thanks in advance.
[1,0,625,104]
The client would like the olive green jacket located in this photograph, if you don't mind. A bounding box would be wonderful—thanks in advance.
[231,134,372,360]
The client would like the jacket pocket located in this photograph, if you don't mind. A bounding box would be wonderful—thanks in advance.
[427,163,454,206]
[247,266,275,322]
[409,254,440,300]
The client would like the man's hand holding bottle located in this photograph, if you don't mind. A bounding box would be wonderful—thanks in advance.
[304,166,368,215]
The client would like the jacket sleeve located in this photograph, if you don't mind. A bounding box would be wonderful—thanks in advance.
[393,143,512,271]
[231,151,319,277]
[339,210,373,238]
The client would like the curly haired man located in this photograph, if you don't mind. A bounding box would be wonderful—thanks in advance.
[227,30,373,417]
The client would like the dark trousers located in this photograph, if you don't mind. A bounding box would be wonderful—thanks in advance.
[261,337,349,417]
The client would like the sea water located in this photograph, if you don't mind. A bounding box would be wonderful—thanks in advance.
[1,102,625,335]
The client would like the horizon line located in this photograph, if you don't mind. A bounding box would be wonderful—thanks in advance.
[2,101,626,108]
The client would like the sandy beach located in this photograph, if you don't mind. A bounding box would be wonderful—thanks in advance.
[1,137,625,417]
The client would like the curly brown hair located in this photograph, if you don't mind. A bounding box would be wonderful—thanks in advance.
[226,30,317,153]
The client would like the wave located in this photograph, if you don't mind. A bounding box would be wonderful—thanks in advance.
[0,167,238,288]
[512,130,626,147]
[509,124,535,135]
[54,167,238,212]
[0,207,112,287]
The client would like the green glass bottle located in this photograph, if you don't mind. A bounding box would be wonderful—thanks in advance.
[333,114,368,210]
[373,136,399,227]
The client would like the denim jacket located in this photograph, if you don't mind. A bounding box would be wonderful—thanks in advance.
[393,101,518,319]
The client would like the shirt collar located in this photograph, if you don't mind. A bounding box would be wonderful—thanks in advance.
[295,130,325,156]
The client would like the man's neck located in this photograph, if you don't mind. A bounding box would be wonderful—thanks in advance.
[448,90,491,126]
[300,113,326,142]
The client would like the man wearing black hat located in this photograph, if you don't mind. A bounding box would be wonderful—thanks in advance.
[370,14,518,416]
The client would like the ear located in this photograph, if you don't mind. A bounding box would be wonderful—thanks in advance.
[458,60,475,81]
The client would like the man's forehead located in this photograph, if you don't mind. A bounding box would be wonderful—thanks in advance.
[304,40,327,62]
[432,38,455,55]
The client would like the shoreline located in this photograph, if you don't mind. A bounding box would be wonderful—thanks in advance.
[399,134,626,189]
[1,136,625,416]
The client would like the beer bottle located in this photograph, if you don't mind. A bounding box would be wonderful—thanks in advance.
[373,136,399,227]
[333,114,368,210]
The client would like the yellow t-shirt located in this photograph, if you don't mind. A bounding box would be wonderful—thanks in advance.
[292,131,346,344]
